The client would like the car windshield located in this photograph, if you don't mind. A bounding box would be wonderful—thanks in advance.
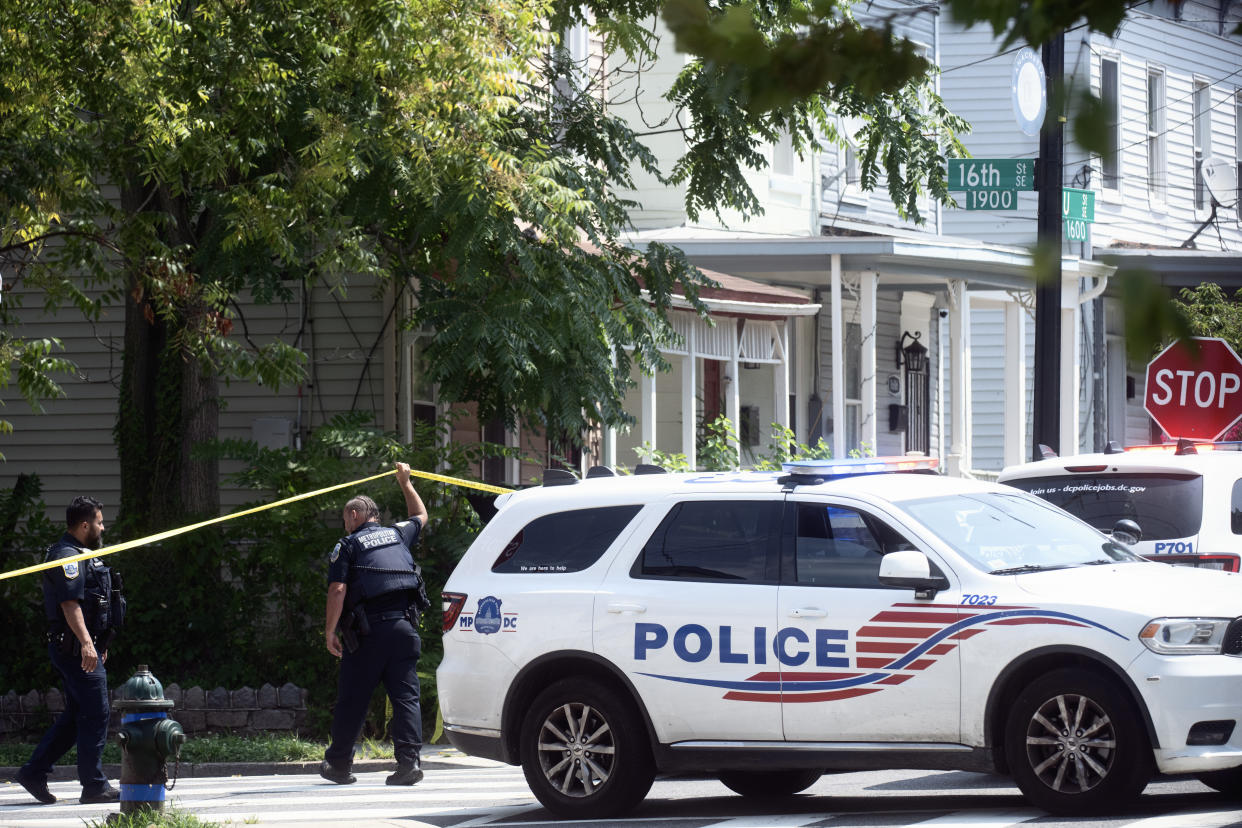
[1002,473,1203,540]
[901,491,1144,574]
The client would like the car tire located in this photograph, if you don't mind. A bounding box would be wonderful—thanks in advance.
[1004,667,1152,815]
[718,769,822,797]
[1196,766,1242,797]
[520,678,654,819]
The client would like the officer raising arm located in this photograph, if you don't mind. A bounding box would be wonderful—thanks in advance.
[15,496,123,806]
[321,462,431,788]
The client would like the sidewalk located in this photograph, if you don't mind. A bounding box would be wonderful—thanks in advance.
[0,747,497,782]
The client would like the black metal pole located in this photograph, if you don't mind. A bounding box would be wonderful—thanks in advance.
[1032,32,1065,460]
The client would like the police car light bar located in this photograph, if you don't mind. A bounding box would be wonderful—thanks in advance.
[780,456,939,482]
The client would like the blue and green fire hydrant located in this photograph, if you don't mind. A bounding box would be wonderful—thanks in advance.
[114,665,186,814]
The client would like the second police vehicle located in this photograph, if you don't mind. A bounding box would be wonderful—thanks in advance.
[436,457,1242,818]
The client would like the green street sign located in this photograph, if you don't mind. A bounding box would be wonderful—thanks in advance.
[962,189,1019,210]
[1062,187,1095,222]
[1065,218,1090,242]
[947,158,1036,191]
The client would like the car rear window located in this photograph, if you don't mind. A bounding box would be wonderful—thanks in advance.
[491,505,642,573]
[1004,473,1203,540]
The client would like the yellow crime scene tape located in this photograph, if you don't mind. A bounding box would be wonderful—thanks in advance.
[0,468,513,582]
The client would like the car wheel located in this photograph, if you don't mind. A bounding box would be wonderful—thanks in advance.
[1004,667,1152,815]
[718,769,822,797]
[1196,766,1242,797]
[520,678,654,818]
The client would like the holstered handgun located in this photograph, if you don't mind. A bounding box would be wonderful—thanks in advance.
[338,610,360,654]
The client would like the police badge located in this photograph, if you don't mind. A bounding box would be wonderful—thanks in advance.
[62,561,79,579]
[330,542,341,563]
[474,595,503,635]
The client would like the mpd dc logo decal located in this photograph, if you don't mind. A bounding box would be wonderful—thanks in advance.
[635,604,1124,703]
[457,595,518,634]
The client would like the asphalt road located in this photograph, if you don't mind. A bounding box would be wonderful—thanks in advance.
[3,751,1242,828]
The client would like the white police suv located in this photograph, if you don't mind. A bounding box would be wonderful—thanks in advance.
[998,442,1242,572]
[437,457,1242,818]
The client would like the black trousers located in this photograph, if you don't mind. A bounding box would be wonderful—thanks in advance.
[325,615,423,768]
[21,643,110,792]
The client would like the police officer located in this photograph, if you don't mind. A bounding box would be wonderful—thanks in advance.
[321,462,430,787]
[15,496,123,805]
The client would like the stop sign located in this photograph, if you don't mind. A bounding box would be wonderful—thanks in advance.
[1145,337,1242,440]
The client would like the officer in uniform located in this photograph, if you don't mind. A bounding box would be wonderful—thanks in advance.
[321,462,430,787]
[15,495,124,805]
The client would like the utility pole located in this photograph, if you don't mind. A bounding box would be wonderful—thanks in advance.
[1032,32,1064,460]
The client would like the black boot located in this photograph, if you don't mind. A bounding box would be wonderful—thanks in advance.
[14,768,56,805]
[319,760,356,785]
[386,759,423,786]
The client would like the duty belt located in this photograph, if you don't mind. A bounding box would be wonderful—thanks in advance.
[366,609,417,623]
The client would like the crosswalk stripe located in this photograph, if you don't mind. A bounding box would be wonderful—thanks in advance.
[906,809,1042,827]
[1123,810,1242,828]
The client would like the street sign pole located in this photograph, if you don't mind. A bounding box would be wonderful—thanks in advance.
[1032,32,1064,460]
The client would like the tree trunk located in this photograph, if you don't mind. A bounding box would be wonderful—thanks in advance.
[115,181,221,532]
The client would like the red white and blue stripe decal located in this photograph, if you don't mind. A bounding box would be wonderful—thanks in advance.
[637,604,1125,702]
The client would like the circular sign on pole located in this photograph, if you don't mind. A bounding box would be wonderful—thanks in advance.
[1012,48,1047,138]
[1144,337,1242,441]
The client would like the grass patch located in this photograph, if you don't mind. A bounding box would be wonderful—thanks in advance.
[0,733,395,767]
[86,808,229,828]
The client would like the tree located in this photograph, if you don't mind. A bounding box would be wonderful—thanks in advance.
[3,0,972,528]
[0,0,712,529]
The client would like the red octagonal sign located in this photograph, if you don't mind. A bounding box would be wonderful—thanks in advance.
[1145,337,1242,440]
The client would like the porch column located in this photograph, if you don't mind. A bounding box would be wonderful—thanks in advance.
[831,254,845,460]
[948,280,971,475]
[640,372,657,462]
[682,323,698,469]
[1003,300,1027,468]
[774,318,790,432]
[860,270,878,451]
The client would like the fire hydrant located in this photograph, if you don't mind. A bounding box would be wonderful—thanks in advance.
[114,665,186,815]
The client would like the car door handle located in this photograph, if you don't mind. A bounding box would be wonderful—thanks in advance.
[789,607,827,618]
[607,602,647,614]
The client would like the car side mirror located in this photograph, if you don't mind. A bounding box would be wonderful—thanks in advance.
[1111,519,1142,546]
[878,549,949,598]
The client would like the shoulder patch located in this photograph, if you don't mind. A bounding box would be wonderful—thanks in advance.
[62,561,80,579]
[330,542,341,563]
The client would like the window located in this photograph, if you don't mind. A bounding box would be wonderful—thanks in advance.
[1147,69,1166,202]
[1233,479,1242,535]
[634,500,779,582]
[840,115,864,193]
[1100,57,1120,191]
[845,321,861,450]
[492,505,641,573]
[1194,80,1212,211]
[791,504,919,589]
[772,129,795,178]
[1236,91,1242,210]
[1004,473,1204,540]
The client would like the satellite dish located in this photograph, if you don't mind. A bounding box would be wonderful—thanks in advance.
[1202,156,1238,208]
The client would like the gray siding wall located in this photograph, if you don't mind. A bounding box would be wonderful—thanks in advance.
[940,12,1242,251]
[1,280,388,518]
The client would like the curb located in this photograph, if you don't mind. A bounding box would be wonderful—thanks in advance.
[1,749,480,782]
